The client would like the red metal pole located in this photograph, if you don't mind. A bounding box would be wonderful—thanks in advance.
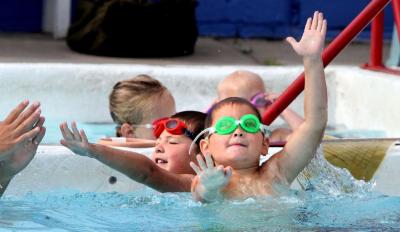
[369,11,385,66]
[393,0,400,38]
[262,0,391,125]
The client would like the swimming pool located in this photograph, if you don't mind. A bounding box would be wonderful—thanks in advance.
[1,63,400,230]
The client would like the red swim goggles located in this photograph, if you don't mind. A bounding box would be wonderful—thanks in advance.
[152,118,196,140]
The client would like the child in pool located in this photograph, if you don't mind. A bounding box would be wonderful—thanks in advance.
[190,11,327,202]
[60,111,205,192]
[99,74,176,147]
[217,70,304,141]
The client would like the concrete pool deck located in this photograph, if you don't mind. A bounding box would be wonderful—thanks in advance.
[0,33,392,66]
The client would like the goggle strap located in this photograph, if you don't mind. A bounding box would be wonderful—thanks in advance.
[260,124,272,137]
[188,127,215,156]
[184,129,196,141]
[131,124,154,129]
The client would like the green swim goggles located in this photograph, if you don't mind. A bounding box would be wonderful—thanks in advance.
[212,114,270,135]
[189,114,271,155]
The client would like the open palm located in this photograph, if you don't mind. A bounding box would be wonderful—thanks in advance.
[0,101,42,160]
[60,122,92,157]
[286,11,327,58]
[190,154,232,191]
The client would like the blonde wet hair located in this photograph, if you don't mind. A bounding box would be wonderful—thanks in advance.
[109,74,167,136]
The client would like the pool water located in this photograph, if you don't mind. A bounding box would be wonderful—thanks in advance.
[43,121,116,144]
[1,189,400,231]
[326,129,387,139]
[1,150,399,231]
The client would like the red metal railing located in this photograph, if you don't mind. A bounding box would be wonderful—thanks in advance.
[262,0,392,125]
[393,0,400,34]
[362,0,400,74]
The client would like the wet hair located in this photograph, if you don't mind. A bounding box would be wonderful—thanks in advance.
[205,97,261,128]
[171,111,206,143]
[109,74,168,136]
[171,111,206,153]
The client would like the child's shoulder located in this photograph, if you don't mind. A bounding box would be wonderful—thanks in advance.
[260,151,286,179]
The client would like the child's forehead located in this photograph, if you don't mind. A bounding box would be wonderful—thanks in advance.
[159,130,191,142]
[212,104,257,120]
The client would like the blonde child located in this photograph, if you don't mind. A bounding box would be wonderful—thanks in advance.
[99,74,176,147]
[190,11,327,202]
[60,111,205,192]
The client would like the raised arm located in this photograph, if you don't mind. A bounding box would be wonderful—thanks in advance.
[272,11,328,184]
[97,137,155,148]
[60,122,192,192]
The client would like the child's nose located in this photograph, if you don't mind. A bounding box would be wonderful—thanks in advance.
[233,133,243,137]
[155,143,165,153]
[233,126,244,137]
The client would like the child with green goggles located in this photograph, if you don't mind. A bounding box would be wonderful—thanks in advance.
[190,11,328,203]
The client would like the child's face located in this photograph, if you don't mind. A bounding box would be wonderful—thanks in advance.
[151,130,196,174]
[201,104,269,169]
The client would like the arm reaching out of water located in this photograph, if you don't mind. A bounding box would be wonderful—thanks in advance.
[98,137,155,148]
[190,154,232,202]
[60,122,193,192]
[267,11,328,184]
[0,101,46,196]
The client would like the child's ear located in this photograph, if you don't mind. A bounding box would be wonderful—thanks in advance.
[261,136,269,154]
[120,123,135,138]
[199,138,210,155]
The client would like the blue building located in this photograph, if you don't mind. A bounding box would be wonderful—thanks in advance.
[0,0,396,40]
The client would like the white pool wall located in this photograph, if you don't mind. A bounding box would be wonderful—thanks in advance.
[1,63,399,136]
[5,146,153,196]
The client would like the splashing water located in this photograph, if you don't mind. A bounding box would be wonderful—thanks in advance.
[296,145,375,196]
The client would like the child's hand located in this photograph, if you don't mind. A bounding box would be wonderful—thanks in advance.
[265,92,279,103]
[190,154,232,198]
[286,11,327,59]
[60,122,92,157]
[0,101,42,158]
[0,116,45,185]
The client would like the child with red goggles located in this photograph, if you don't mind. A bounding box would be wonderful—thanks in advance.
[152,117,196,140]
[61,111,206,193]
